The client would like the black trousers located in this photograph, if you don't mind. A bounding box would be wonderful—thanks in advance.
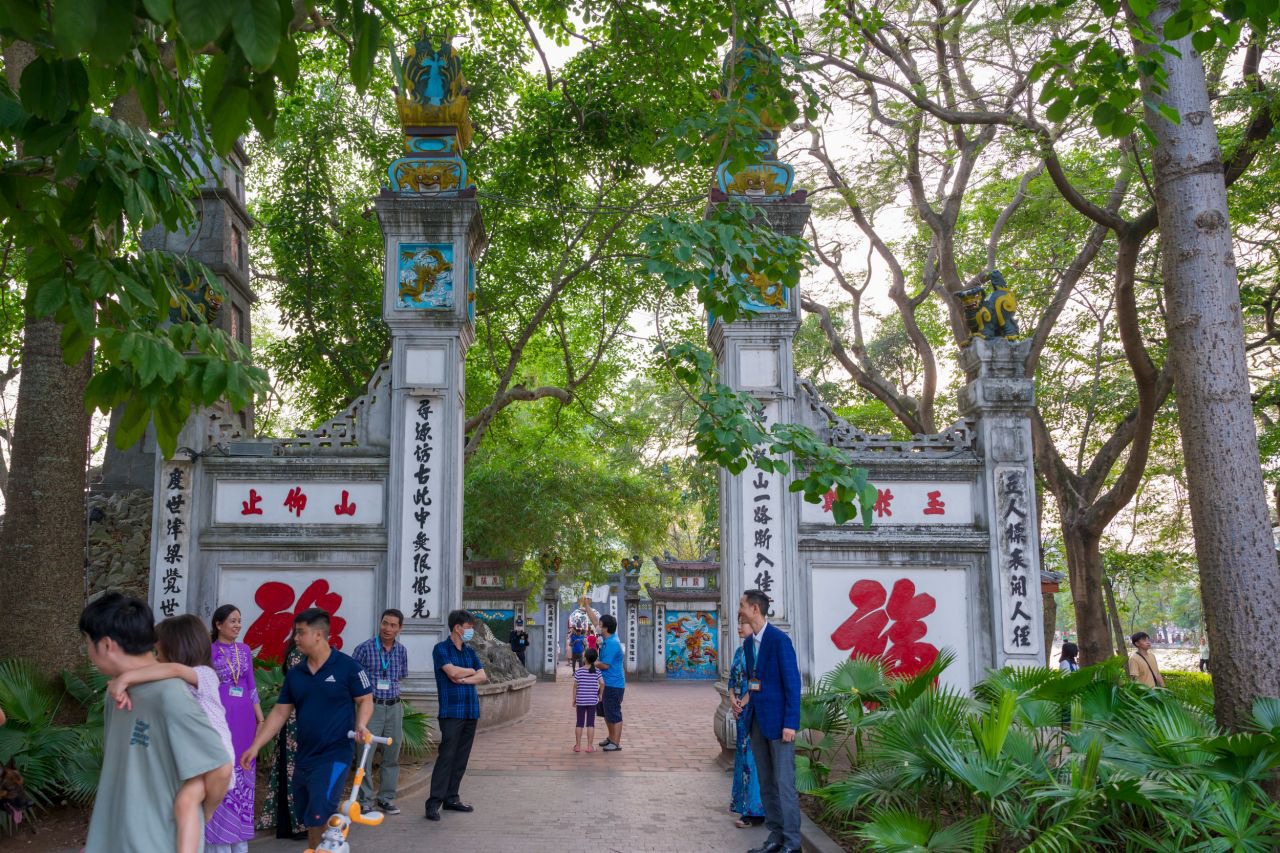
[429,717,477,804]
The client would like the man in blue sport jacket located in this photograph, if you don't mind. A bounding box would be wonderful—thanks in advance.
[736,589,802,853]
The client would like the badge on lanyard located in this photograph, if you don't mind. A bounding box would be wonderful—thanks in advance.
[748,679,761,692]
[376,679,392,692]
[228,686,245,698]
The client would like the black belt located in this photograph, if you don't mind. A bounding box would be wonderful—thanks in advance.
[374,697,400,706]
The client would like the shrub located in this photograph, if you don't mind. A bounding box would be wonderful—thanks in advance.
[0,661,106,827]
[1164,670,1214,712]
[804,653,1280,850]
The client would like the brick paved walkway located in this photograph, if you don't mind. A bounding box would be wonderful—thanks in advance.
[250,670,768,852]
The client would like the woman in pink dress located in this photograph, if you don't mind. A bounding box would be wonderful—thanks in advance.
[207,604,263,852]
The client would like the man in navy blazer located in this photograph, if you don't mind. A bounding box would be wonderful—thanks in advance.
[736,589,802,853]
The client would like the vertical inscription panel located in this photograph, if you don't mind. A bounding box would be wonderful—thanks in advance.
[995,465,1040,656]
[740,401,784,618]
[153,460,194,618]
[399,397,443,621]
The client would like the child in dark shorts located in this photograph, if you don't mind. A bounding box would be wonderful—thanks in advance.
[571,649,604,753]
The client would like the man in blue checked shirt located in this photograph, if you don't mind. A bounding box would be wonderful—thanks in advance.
[425,609,487,822]
[351,609,410,815]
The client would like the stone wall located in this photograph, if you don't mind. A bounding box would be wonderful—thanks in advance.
[86,489,153,599]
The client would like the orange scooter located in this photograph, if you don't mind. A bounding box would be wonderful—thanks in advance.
[305,731,392,853]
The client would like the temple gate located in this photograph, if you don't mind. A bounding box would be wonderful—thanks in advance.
[709,41,1045,746]
[144,34,482,702]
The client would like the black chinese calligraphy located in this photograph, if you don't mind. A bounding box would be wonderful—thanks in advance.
[407,399,436,620]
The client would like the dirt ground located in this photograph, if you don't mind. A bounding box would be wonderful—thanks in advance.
[0,803,89,852]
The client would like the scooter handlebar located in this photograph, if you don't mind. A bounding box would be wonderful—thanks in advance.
[347,730,393,746]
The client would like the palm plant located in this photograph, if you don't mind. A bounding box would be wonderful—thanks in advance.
[808,651,1280,851]
[0,661,106,828]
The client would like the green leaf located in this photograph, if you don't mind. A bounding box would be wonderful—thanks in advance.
[0,0,45,39]
[20,58,70,122]
[52,0,101,56]
[1156,103,1181,125]
[208,85,250,153]
[176,0,233,48]
[32,278,68,316]
[0,95,29,130]
[273,28,299,88]
[1163,10,1195,39]
[350,6,381,93]
[89,0,135,64]
[232,0,282,69]
[141,0,173,23]
[1045,98,1072,123]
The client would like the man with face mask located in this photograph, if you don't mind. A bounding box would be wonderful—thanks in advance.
[426,610,488,822]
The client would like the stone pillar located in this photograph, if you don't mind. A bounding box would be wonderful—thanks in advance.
[379,36,483,694]
[654,602,667,676]
[958,338,1045,669]
[624,564,641,674]
[540,570,559,681]
[709,201,810,652]
[377,195,480,693]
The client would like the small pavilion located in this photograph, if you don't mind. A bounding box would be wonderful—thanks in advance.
[647,556,722,679]
[462,559,532,641]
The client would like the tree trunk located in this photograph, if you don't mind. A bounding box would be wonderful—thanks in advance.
[1062,524,1112,665]
[1041,588,1057,666]
[1134,0,1280,730]
[0,316,92,671]
[1103,573,1128,658]
[0,41,93,672]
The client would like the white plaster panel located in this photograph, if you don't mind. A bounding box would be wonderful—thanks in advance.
[219,564,377,659]
[801,480,973,526]
[214,480,384,525]
[738,347,779,388]
[399,632,439,676]
[404,345,447,387]
[810,565,971,692]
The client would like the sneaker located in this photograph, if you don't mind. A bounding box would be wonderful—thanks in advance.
[598,738,613,748]
[602,742,622,752]
[377,800,400,816]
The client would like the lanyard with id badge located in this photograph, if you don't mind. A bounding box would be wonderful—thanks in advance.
[219,643,246,698]
[375,640,394,693]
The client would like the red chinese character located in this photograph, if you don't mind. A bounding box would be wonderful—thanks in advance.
[240,489,263,515]
[873,488,894,518]
[830,578,939,678]
[334,489,357,516]
[244,578,347,662]
[283,487,307,517]
[923,490,946,516]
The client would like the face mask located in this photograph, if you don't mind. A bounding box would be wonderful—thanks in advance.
[462,628,475,643]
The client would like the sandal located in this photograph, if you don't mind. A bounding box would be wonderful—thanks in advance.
[586,746,595,752]
[573,745,580,752]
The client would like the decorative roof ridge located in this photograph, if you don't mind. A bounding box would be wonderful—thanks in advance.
[798,378,977,456]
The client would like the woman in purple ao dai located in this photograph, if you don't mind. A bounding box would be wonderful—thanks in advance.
[207,605,264,852]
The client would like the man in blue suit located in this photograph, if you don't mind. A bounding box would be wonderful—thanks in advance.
[736,589,802,853]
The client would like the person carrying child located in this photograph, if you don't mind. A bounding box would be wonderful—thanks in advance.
[571,648,604,753]
[106,614,239,852]
[80,594,231,853]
